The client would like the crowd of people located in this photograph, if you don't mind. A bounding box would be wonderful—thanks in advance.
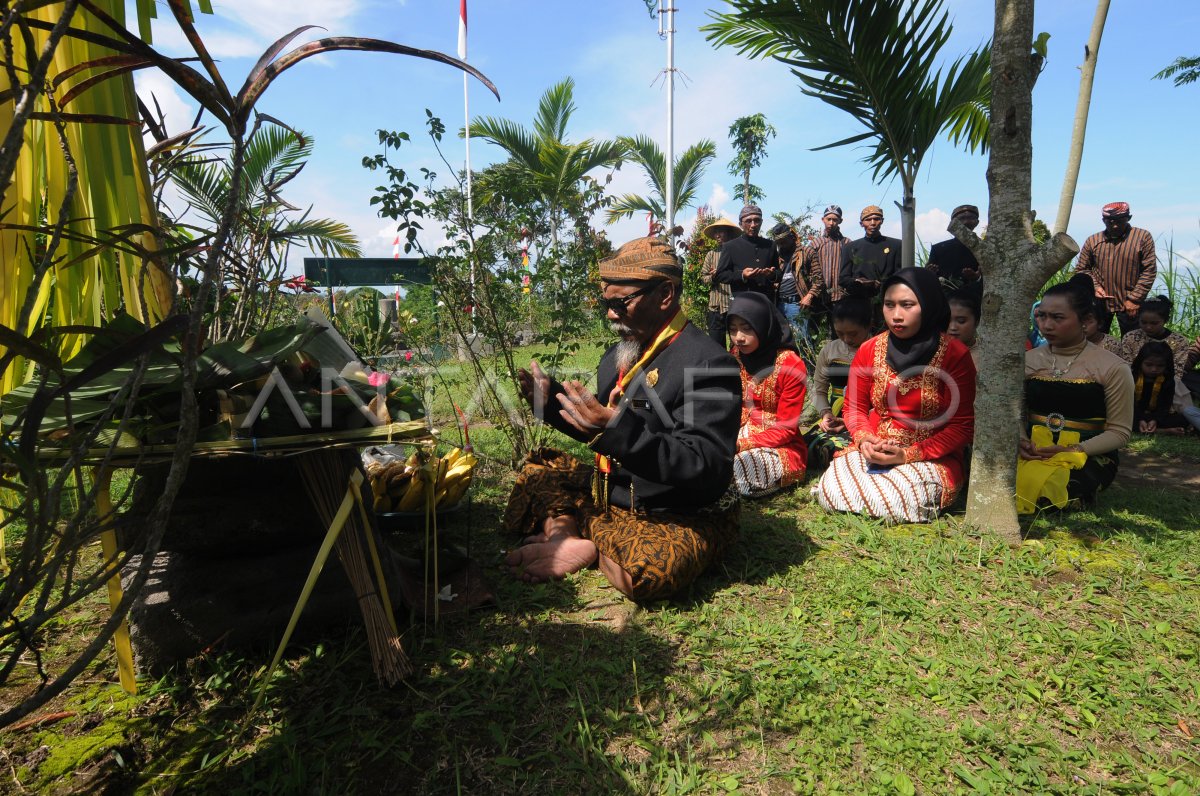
[500,201,1199,602]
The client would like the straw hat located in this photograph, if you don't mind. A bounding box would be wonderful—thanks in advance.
[702,216,743,240]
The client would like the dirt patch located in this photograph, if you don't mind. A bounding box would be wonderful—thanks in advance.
[1114,448,1200,490]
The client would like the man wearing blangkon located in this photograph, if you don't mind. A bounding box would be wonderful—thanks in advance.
[1074,201,1156,336]
[503,237,742,601]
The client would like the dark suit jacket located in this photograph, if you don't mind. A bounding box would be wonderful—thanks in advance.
[540,323,741,513]
[838,235,902,297]
[715,235,780,300]
[927,237,980,282]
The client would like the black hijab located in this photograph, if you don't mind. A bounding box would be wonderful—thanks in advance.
[881,267,950,374]
[727,292,798,377]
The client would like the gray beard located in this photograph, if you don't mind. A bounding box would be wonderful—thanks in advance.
[614,340,641,373]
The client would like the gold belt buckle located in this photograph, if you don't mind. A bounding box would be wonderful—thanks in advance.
[1043,412,1066,433]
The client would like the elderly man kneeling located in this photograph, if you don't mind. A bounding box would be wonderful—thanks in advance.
[504,237,742,601]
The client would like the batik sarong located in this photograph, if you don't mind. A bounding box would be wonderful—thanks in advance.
[503,449,739,601]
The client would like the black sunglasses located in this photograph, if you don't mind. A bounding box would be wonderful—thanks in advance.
[602,283,661,314]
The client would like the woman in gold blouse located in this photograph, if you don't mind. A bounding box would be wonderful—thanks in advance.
[1020,275,1134,511]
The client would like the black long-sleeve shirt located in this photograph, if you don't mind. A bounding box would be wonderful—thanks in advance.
[838,234,902,298]
[926,237,980,282]
[539,323,741,513]
[715,235,780,300]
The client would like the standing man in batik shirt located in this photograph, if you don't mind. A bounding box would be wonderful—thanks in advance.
[1074,201,1156,336]
[801,204,847,340]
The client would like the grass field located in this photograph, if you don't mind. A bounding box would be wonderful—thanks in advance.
[2,346,1198,794]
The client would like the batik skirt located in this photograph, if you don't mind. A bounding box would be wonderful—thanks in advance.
[813,449,954,524]
[503,448,740,600]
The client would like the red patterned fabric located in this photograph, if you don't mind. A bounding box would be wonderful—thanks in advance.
[842,332,976,499]
[736,349,808,486]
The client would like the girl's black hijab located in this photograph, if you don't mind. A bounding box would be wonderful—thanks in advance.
[727,292,798,377]
[881,267,950,373]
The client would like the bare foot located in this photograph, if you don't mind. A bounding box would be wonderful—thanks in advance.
[522,514,578,545]
[505,536,598,583]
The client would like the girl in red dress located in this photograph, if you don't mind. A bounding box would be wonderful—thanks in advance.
[727,293,809,497]
[814,268,977,522]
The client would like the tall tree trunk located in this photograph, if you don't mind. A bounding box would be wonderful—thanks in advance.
[550,211,563,312]
[1052,0,1111,235]
[742,166,750,205]
[898,180,916,269]
[951,0,1079,544]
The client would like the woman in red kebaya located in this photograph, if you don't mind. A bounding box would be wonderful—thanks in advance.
[814,267,977,522]
[726,293,808,497]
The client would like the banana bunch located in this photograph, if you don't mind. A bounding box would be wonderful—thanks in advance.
[367,447,477,514]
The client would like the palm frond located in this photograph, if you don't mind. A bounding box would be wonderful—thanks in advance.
[467,80,626,224]
[939,53,991,154]
[241,122,311,200]
[533,78,576,143]
[602,138,715,225]
[579,138,628,171]
[170,156,230,224]
[273,216,362,258]
[605,194,664,224]
[1153,55,1200,87]
[467,116,541,172]
[704,0,990,185]
[671,139,717,212]
[619,135,668,198]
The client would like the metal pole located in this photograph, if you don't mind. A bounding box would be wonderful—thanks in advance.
[664,1,676,243]
[464,72,476,335]
[461,0,476,335]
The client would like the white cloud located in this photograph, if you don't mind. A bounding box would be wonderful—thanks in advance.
[143,0,363,60]
[135,71,198,139]
[208,0,361,44]
[914,207,952,248]
[1173,246,1200,267]
[706,183,731,217]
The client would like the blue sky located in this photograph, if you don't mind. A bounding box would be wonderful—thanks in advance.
[133,0,1200,279]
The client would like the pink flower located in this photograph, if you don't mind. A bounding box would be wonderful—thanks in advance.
[283,275,316,293]
[368,371,389,387]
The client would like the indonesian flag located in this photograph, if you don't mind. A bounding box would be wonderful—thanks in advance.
[392,234,400,259]
[457,0,467,60]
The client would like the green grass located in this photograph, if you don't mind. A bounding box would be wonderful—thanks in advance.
[4,455,1198,794]
[3,344,1199,794]
[1125,432,1200,461]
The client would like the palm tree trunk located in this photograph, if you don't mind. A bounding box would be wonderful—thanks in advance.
[899,180,916,269]
[954,0,1079,544]
[549,212,563,311]
[1052,0,1111,235]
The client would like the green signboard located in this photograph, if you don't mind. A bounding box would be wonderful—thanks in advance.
[303,257,431,287]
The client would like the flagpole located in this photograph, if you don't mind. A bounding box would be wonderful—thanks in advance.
[659,1,676,245]
[459,0,475,334]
